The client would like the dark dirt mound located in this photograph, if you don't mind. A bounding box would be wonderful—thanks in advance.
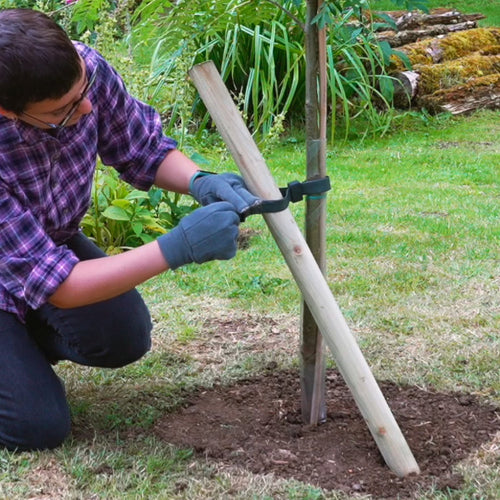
[154,369,499,499]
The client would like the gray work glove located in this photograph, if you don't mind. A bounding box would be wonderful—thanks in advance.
[157,201,240,270]
[189,172,260,214]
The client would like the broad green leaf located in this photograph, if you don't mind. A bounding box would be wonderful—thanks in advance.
[127,190,150,201]
[190,152,211,165]
[102,206,131,222]
[132,221,144,236]
[111,199,132,210]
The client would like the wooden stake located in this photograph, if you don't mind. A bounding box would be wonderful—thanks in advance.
[189,61,420,478]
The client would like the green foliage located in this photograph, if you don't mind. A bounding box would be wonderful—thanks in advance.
[81,164,197,253]
[377,0,500,26]
[134,0,303,140]
[0,0,61,9]
[321,4,409,139]
[387,0,430,12]
[66,0,110,34]
[133,0,425,141]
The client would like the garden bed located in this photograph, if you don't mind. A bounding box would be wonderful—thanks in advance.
[155,366,498,498]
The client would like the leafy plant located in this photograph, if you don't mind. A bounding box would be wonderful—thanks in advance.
[133,0,422,141]
[81,164,197,252]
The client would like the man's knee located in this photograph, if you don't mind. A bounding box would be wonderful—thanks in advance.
[101,292,152,367]
[0,312,72,451]
[0,391,71,451]
[35,289,153,368]
[81,307,152,368]
[99,320,152,368]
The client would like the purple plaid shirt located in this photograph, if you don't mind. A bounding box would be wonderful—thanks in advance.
[0,42,177,322]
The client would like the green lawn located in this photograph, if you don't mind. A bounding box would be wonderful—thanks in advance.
[0,0,498,495]
[1,110,496,499]
[374,0,500,26]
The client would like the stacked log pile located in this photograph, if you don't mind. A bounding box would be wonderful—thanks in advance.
[375,9,500,114]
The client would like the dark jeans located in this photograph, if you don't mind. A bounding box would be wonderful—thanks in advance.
[0,233,152,451]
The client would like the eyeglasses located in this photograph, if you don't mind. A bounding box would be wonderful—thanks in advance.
[21,69,97,130]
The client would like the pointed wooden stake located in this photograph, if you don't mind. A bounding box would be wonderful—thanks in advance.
[189,61,420,478]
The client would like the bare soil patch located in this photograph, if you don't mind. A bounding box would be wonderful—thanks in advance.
[155,368,499,499]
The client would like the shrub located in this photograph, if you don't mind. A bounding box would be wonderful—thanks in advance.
[81,164,197,253]
[132,0,422,140]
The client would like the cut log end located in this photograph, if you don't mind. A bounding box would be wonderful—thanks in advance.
[393,71,420,107]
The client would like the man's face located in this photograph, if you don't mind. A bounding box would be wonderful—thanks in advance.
[20,59,94,130]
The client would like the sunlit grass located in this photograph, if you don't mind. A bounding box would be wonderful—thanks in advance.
[374,0,500,26]
[2,110,498,499]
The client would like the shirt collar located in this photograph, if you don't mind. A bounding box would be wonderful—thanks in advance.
[0,116,60,146]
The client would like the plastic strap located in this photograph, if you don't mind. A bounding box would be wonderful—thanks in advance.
[188,170,215,195]
[240,176,331,221]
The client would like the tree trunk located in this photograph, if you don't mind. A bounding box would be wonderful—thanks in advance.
[376,8,485,32]
[417,74,500,114]
[301,0,327,426]
[377,20,479,47]
[392,54,500,107]
[392,71,420,108]
[392,27,500,68]
[189,60,420,478]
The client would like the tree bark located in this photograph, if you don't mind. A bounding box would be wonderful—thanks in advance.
[392,53,500,108]
[392,71,420,108]
[301,0,327,426]
[417,74,500,114]
[392,27,500,68]
[387,23,500,115]
[377,8,485,32]
[377,21,479,47]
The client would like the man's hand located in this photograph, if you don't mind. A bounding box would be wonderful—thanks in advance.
[190,172,260,214]
[157,202,240,270]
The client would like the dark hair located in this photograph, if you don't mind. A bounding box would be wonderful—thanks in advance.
[0,9,82,114]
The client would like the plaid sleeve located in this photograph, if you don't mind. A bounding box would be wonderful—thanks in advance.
[92,51,177,190]
[0,189,79,310]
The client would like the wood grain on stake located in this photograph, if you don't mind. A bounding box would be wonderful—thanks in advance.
[189,61,420,478]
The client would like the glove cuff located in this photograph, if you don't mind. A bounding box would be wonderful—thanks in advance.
[188,170,215,196]
[157,228,188,270]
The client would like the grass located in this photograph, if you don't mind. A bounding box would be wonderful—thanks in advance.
[374,0,500,26]
[1,110,497,499]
